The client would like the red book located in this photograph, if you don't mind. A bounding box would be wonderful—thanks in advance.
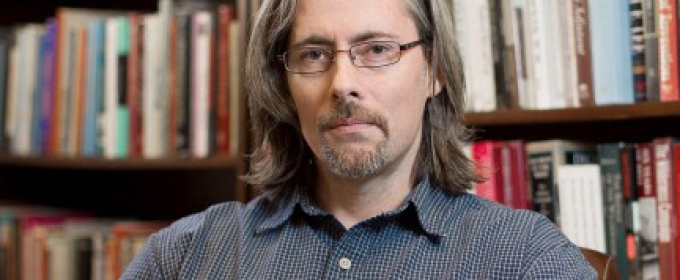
[216,5,234,154]
[673,142,680,279]
[658,0,679,101]
[127,13,143,157]
[507,140,531,209]
[654,137,676,280]
[472,141,504,203]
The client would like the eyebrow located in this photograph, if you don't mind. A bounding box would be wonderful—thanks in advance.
[289,31,399,49]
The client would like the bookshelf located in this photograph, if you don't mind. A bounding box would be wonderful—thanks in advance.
[0,0,248,221]
[465,101,680,143]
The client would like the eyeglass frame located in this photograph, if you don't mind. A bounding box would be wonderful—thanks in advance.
[277,39,425,74]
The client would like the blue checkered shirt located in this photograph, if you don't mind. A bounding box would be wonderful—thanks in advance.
[123,179,596,279]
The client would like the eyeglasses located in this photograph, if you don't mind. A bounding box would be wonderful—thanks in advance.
[278,39,424,74]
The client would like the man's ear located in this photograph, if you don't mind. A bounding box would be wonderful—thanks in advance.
[429,69,443,98]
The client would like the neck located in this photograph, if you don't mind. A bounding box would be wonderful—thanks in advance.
[314,171,415,230]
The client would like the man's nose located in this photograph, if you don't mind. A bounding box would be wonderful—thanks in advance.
[329,51,361,100]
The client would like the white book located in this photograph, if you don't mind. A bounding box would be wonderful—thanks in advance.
[5,29,19,145]
[191,12,212,158]
[454,0,497,112]
[557,164,578,245]
[13,25,44,156]
[142,14,163,159]
[558,164,606,252]
[47,233,73,280]
[529,0,567,109]
[103,19,119,159]
[562,0,581,108]
[512,0,537,109]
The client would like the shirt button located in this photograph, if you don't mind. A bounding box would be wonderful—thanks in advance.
[339,257,352,270]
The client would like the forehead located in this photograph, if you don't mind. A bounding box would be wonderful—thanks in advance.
[290,0,418,45]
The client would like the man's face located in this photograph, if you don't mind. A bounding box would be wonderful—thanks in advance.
[287,0,433,180]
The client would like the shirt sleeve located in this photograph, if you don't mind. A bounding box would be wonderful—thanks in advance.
[521,215,598,279]
[121,234,166,280]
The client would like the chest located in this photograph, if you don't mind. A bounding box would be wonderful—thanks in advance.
[178,221,528,279]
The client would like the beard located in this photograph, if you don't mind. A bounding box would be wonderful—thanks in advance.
[317,102,389,180]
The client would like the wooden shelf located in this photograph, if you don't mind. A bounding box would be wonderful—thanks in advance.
[0,155,242,170]
[464,101,680,142]
[0,155,246,220]
[465,101,680,126]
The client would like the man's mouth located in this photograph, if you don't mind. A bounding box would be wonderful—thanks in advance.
[329,118,373,130]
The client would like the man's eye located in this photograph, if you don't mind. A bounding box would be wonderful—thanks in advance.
[299,49,329,61]
[367,44,390,54]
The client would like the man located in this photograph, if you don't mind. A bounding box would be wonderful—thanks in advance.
[124,0,597,278]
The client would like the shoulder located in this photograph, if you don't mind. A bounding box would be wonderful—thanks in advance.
[444,194,594,277]
[148,195,276,261]
[445,193,548,234]
[436,193,572,255]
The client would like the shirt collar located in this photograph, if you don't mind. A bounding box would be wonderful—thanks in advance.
[255,177,463,238]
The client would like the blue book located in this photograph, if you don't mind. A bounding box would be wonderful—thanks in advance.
[589,0,635,105]
[31,33,47,155]
[82,20,106,157]
[40,19,58,155]
[116,17,130,158]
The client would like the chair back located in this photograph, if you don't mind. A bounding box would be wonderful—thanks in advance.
[579,247,622,280]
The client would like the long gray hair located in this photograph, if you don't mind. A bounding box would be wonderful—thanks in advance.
[244,0,480,194]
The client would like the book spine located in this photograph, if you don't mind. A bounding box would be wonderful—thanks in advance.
[473,141,503,203]
[116,17,130,158]
[631,0,648,102]
[0,28,10,152]
[621,144,642,279]
[127,13,143,158]
[191,12,212,158]
[216,5,233,155]
[500,143,514,207]
[32,33,47,155]
[40,21,57,155]
[104,19,118,159]
[672,142,680,279]
[644,0,660,101]
[177,13,192,157]
[654,137,676,280]
[636,142,660,280]
[529,151,556,222]
[168,15,178,157]
[83,21,106,157]
[658,0,679,101]
[598,143,629,280]
[73,27,88,157]
[489,0,510,110]
[508,140,531,209]
[499,0,520,109]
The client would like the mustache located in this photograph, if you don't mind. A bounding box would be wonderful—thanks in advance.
[318,102,388,134]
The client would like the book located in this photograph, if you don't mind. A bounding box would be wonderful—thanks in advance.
[654,137,676,280]
[557,164,606,252]
[643,0,660,102]
[52,8,125,156]
[526,140,596,224]
[635,142,659,279]
[630,0,647,103]
[571,0,595,107]
[597,143,629,280]
[658,0,679,101]
[82,20,106,157]
[0,27,12,152]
